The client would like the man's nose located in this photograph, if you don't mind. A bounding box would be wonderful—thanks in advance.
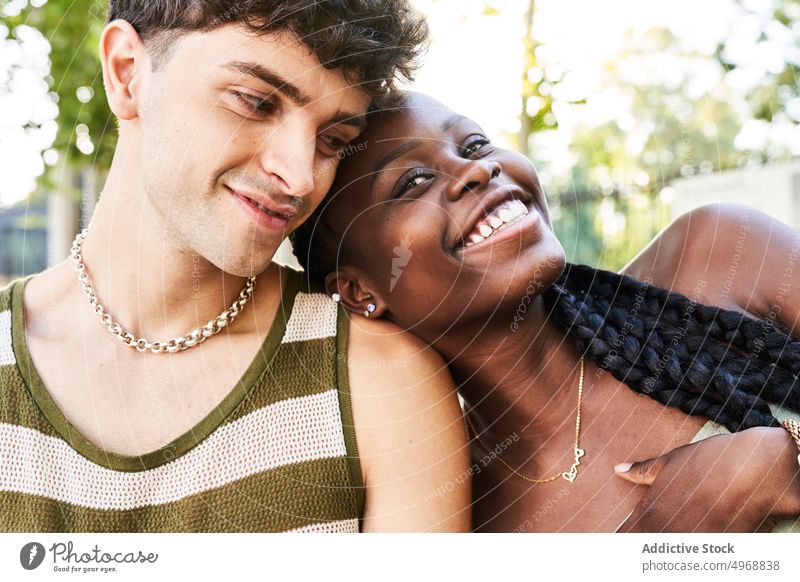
[257,119,317,198]
[445,159,502,201]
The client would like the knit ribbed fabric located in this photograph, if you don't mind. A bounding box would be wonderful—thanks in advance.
[0,268,363,532]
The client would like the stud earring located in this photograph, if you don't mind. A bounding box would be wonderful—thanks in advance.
[364,303,376,317]
[331,293,341,303]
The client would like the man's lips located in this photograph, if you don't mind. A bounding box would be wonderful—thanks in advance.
[452,184,535,249]
[225,185,298,220]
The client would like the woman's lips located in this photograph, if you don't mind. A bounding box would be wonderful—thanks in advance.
[455,201,541,253]
[463,199,530,247]
[453,184,536,248]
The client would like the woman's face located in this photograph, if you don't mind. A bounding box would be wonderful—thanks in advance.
[323,94,566,340]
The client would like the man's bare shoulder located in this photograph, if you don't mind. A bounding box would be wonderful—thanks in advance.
[621,202,793,314]
[347,315,449,391]
[344,316,470,532]
[345,315,461,453]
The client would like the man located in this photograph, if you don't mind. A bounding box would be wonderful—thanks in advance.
[0,1,470,532]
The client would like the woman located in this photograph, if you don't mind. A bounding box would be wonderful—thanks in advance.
[291,93,800,532]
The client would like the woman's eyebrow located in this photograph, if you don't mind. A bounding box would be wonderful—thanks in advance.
[370,139,423,192]
[371,113,468,175]
[373,139,422,173]
[441,114,467,131]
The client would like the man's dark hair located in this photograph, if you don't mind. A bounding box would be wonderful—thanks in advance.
[108,0,428,102]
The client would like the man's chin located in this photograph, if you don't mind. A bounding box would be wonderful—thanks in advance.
[203,247,280,279]
[219,257,277,279]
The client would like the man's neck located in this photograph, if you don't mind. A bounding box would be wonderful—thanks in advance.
[61,156,269,341]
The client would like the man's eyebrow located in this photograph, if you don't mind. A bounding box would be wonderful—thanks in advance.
[325,111,368,132]
[222,61,311,106]
[370,139,423,192]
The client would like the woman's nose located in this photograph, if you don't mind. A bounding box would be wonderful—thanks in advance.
[445,159,502,200]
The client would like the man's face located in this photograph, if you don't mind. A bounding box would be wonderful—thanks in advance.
[134,25,370,276]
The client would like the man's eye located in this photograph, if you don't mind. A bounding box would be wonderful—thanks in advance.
[233,91,277,115]
[318,134,347,157]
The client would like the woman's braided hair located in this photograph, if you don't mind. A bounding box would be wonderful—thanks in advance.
[544,263,800,432]
[292,207,800,432]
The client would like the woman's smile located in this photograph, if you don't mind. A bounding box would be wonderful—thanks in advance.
[458,198,541,251]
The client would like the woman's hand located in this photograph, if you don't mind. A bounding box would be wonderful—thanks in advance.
[615,427,800,532]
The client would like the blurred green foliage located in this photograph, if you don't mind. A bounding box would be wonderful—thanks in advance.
[4,0,797,275]
[516,9,787,270]
[718,0,800,126]
[2,0,115,199]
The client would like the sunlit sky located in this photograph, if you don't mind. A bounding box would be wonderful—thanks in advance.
[1,0,798,206]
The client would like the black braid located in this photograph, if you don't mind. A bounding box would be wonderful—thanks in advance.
[543,264,800,432]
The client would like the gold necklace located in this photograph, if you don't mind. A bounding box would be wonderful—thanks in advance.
[465,356,586,484]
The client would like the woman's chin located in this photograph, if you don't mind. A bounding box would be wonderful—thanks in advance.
[446,249,566,315]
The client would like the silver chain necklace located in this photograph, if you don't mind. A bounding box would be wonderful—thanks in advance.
[70,229,257,354]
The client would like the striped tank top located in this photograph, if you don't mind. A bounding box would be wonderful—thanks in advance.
[0,268,364,532]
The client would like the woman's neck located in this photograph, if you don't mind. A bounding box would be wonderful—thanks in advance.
[433,295,586,450]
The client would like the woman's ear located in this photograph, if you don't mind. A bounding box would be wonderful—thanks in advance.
[100,19,149,121]
[325,267,387,319]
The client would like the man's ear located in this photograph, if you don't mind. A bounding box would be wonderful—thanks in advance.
[324,266,387,318]
[100,19,149,121]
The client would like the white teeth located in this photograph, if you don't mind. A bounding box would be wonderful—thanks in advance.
[256,203,277,216]
[510,199,528,215]
[498,207,515,223]
[478,223,493,237]
[462,198,532,249]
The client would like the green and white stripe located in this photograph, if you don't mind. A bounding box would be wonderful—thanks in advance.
[0,270,364,532]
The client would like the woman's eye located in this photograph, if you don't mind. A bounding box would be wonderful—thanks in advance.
[404,175,429,190]
[463,137,491,156]
[392,171,433,199]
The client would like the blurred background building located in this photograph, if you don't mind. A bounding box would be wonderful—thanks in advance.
[2,0,800,283]
[670,159,800,225]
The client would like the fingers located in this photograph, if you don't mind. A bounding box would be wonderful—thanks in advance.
[614,454,669,486]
